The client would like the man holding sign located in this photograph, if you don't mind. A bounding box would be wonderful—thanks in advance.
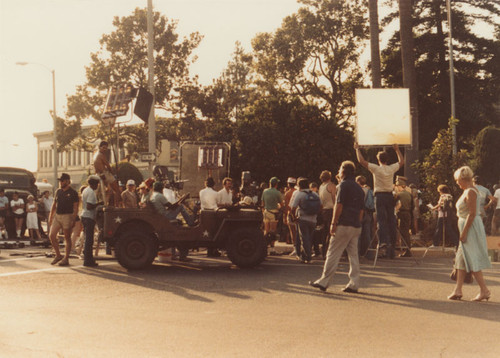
[354,143,404,259]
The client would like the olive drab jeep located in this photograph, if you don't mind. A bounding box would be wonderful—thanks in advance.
[97,204,266,270]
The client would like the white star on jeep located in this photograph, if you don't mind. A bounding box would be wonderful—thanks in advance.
[203,230,210,238]
[114,216,122,224]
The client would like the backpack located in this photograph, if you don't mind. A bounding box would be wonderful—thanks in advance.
[364,188,375,212]
[299,190,321,215]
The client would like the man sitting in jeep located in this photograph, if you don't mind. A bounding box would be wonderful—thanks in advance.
[149,181,196,227]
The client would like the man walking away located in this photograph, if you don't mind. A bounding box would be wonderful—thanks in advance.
[290,177,321,263]
[356,175,374,256]
[261,177,283,255]
[309,161,365,293]
[354,143,404,259]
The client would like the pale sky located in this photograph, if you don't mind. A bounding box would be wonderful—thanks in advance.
[0,0,302,172]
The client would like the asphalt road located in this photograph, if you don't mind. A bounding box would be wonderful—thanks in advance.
[1,244,499,358]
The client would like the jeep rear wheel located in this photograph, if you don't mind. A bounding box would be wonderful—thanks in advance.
[227,227,266,268]
[115,231,157,270]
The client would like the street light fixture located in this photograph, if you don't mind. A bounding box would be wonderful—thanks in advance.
[16,61,58,190]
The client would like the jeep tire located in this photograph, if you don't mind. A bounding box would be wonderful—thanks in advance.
[115,230,157,270]
[227,227,266,268]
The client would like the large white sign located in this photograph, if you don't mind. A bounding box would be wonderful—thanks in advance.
[355,88,412,146]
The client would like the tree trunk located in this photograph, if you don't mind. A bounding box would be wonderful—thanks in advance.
[368,0,382,88]
[398,0,419,185]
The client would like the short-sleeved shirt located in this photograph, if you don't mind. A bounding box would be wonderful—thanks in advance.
[10,198,25,215]
[199,187,218,210]
[336,177,365,228]
[217,189,233,206]
[0,196,8,210]
[262,187,282,211]
[290,189,318,223]
[368,162,400,193]
[150,191,169,216]
[54,187,79,215]
[494,189,500,210]
[81,186,97,220]
[42,196,53,212]
[396,189,413,212]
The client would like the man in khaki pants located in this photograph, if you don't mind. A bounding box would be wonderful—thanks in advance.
[48,173,79,266]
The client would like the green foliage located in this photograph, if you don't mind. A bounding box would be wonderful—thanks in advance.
[232,94,354,182]
[473,126,500,186]
[114,162,143,187]
[415,118,471,204]
[381,0,500,150]
[252,0,368,122]
[62,7,202,151]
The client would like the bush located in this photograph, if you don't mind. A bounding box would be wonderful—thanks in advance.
[473,126,500,186]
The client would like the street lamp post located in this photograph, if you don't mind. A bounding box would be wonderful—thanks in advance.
[16,62,58,190]
[446,0,457,155]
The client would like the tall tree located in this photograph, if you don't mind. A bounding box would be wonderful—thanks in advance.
[368,0,382,88]
[252,0,368,123]
[64,7,202,151]
[381,0,500,150]
[398,0,419,183]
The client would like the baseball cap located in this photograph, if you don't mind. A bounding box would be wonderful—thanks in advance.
[287,177,296,184]
[88,175,100,184]
[58,173,71,181]
[127,179,136,186]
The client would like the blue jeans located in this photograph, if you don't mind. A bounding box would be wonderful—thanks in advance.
[374,192,397,246]
[164,205,195,226]
[297,220,315,261]
[81,217,96,264]
[358,211,372,255]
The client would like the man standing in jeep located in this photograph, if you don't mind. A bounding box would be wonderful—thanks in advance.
[48,173,79,266]
[93,141,122,206]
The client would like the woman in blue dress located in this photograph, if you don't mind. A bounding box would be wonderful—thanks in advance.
[448,166,491,301]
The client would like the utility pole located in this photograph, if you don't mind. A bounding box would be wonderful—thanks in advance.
[147,0,156,158]
[16,62,58,190]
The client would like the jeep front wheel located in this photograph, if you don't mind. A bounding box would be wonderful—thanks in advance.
[115,231,157,270]
[227,227,266,268]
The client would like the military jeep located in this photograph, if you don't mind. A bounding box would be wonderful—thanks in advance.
[97,204,266,270]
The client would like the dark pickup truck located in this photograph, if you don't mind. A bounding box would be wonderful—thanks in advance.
[97,204,266,270]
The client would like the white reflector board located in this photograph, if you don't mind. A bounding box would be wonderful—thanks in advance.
[355,88,411,146]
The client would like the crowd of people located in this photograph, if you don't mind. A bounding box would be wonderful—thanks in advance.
[0,139,497,300]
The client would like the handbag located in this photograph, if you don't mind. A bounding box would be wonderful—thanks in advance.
[450,268,473,284]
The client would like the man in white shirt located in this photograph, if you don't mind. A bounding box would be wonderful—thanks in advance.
[199,177,218,210]
[199,177,220,256]
[217,177,233,207]
[81,175,102,267]
[355,143,404,259]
